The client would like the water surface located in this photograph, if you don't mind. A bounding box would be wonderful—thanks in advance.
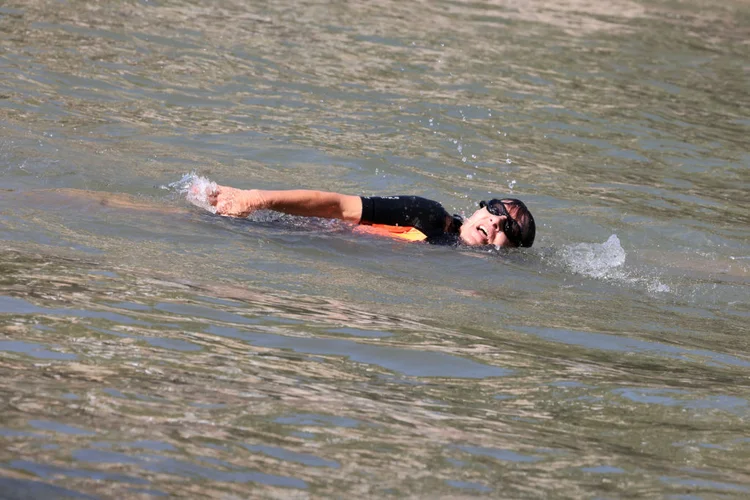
[1,0,749,497]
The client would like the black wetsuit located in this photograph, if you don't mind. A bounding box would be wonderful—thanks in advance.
[359,196,463,244]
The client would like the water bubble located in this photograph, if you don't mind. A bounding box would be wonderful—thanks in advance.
[462,157,467,162]
[466,174,473,179]
[508,179,516,190]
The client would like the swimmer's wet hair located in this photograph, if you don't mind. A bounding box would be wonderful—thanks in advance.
[504,198,535,248]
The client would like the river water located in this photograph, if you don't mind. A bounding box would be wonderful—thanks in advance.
[1,0,749,498]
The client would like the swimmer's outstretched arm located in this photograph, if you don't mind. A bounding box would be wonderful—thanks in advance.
[208,185,363,223]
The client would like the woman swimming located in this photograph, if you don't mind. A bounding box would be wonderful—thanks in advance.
[205,184,535,248]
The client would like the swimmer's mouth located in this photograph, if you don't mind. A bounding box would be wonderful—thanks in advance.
[478,226,488,239]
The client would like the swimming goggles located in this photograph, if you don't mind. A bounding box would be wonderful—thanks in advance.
[479,199,522,247]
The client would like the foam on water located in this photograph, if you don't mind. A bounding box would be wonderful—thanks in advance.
[166,173,217,214]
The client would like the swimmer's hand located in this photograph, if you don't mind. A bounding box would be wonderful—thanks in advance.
[208,185,265,217]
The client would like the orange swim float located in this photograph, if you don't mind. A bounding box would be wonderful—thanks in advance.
[353,224,427,242]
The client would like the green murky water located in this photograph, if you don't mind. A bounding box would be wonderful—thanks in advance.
[1,0,748,497]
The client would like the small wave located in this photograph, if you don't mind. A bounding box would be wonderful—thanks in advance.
[165,172,217,214]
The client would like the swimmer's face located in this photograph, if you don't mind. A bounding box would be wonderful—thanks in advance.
[459,205,517,248]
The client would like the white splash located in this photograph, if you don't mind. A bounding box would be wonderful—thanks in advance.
[647,280,671,294]
[167,172,217,214]
[561,234,626,279]
[553,235,671,293]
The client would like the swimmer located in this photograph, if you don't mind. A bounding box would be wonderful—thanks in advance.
[201,184,535,248]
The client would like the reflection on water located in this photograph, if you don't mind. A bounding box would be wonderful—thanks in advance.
[1,0,749,496]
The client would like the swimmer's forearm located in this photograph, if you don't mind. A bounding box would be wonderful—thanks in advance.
[251,189,363,222]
